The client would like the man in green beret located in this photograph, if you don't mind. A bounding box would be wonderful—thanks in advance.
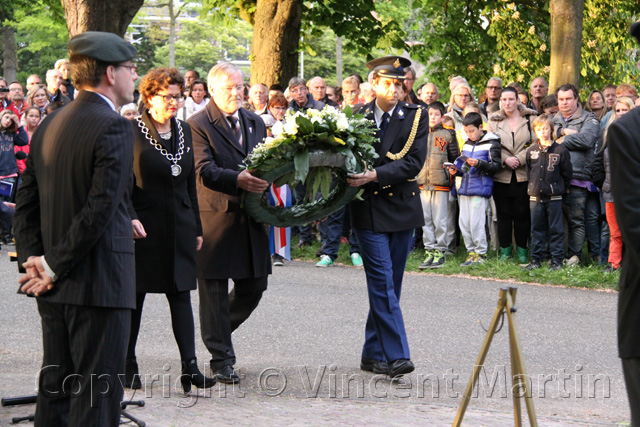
[14,31,139,426]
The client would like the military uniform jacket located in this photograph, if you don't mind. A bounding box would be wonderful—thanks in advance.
[129,111,202,293]
[350,101,427,233]
[188,101,271,280]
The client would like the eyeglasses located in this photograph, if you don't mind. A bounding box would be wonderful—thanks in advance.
[487,86,501,90]
[290,88,307,95]
[116,63,138,74]
[157,94,185,103]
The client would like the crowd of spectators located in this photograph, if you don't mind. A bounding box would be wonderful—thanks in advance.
[1,60,637,275]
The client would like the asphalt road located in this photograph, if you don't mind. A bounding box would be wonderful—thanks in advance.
[0,246,629,426]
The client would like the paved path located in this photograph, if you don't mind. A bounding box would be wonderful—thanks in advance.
[0,247,629,426]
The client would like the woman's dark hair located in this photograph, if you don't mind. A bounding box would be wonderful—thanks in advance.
[501,86,518,98]
[268,92,288,109]
[188,79,209,99]
[24,106,42,121]
[139,68,185,108]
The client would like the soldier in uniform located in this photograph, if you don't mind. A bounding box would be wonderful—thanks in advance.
[347,56,428,378]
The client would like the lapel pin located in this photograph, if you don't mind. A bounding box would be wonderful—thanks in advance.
[249,126,253,134]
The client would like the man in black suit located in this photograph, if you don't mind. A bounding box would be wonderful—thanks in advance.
[188,62,270,384]
[13,32,138,426]
[347,56,427,378]
[610,20,640,427]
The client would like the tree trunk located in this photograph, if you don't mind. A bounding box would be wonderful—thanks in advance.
[62,0,145,37]
[169,0,176,68]
[250,0,303,87]
[336,36,343,86]
[549,0,584,92]
[2,26,17,82]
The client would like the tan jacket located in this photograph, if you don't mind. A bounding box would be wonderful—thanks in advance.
[487,105,538,183]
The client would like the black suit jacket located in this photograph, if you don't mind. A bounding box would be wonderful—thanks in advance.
[130,111,202,293]
[188,101,271,280]
[350,100,427,233]
[609,107,640,358]
[14,90,136,309]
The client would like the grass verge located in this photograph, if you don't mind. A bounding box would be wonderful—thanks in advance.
[290,236,619,291]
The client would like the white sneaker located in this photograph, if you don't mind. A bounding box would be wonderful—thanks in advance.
[563,255,580,266]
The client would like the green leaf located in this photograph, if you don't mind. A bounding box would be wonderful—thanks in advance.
[294,149,310,184]
[320,168,332,199]
[296,116,315,134]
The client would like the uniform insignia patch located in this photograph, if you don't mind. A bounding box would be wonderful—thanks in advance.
[393,58,401,68]
[531,150,540,160]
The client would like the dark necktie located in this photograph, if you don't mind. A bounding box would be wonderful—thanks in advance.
[379,112,390,140]
[227,116,242,147]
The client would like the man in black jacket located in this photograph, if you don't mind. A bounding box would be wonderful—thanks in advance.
[610,19,640,427]
[14,31,138,426]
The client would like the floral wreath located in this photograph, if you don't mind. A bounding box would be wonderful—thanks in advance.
[242,105,379,227]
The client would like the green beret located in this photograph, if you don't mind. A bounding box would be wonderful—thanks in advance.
[68,31,137,63]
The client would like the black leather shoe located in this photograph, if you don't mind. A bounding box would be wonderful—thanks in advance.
[388,359,414,378]
[124,358,142,389]
[213,364,240,384]
[181,358,216,393]
[360,358,389,374]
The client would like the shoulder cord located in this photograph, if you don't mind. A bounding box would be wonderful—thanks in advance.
[385,108,422,161]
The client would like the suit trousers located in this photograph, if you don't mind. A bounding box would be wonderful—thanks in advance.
[35,299,130,427]
[355,228,412,363]
[622,357,640,426]
[198,277,268,369]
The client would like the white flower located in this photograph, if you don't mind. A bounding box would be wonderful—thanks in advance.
[284,121,298,135]
[336,116,349,131]
[310,116,323,124]
[264,137,276,148]
[512,11,520,19]
[272,121,284,137]
[528,25,535,35]
[539,43,547,52]
[493,64,502,74]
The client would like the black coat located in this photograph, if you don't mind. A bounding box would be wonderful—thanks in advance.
[350,100,427,233]
[14,91,136,308]
[609,107,640,358]
[188,101,271,280]
[130,111,202,293]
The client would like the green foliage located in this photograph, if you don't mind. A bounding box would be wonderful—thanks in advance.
[152,18,252,75]
[580,0,640,92]
[302,28,371,85]
[411,0,639,98]
[302,0,408,59]
[7,4,68,83]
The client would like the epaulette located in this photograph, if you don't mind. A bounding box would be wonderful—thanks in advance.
[403,102,419,109]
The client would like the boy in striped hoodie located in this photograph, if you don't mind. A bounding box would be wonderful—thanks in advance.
[448,112,501,266]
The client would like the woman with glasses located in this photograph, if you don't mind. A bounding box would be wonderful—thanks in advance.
[26,84,49,117]
[125,68,215,393]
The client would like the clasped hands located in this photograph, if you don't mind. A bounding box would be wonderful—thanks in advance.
[18,256,54,296]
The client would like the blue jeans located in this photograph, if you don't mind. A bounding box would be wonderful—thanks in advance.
[318,206,359,260]
[562,186,587,259]
[531,200,564,263]
[585,190,601,260]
